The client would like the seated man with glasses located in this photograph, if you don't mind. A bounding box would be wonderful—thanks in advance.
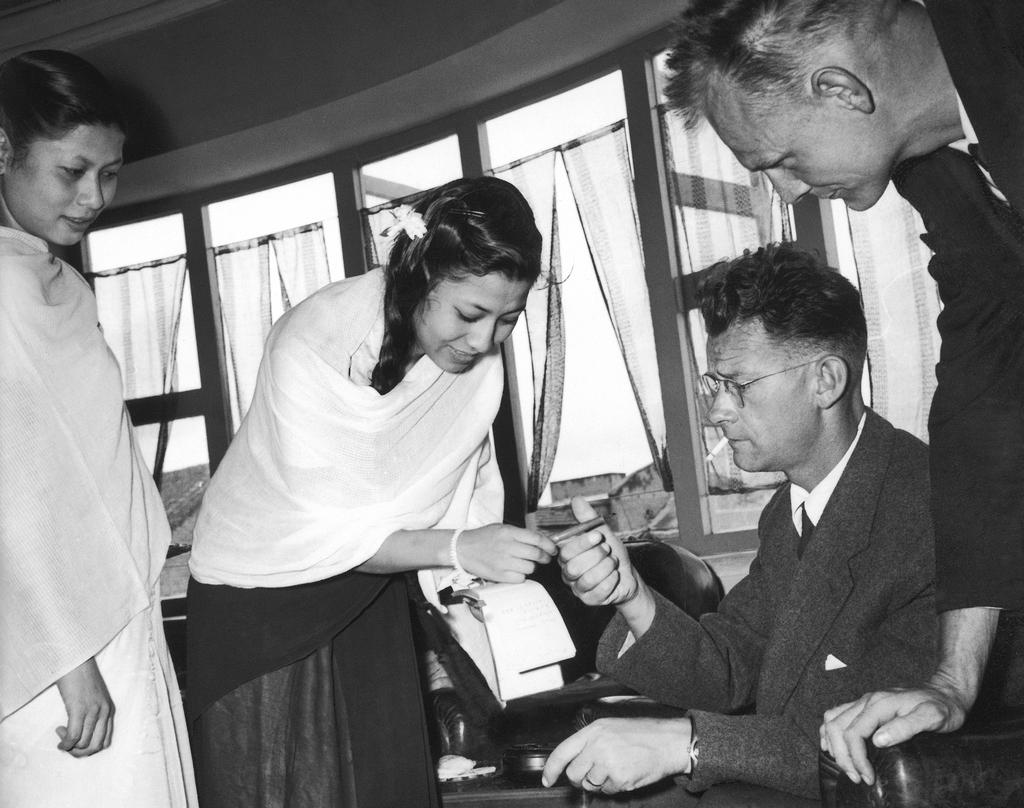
[542,243,938,806]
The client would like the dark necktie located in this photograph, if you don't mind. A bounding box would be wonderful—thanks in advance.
[967,142,989,171]
[798,505,815,559]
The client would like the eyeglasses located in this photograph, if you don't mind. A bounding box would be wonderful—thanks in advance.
[700,358,821,408]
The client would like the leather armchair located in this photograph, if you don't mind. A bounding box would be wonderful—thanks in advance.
[819,708,1024,807]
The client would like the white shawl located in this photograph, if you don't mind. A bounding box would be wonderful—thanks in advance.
[189,268,505,589]
[0,227,168,720]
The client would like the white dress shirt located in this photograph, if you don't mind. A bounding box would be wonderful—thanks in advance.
[789,413,867,534]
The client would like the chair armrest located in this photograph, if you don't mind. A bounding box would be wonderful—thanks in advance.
[543,540,723,680]
[819,710,1024,807]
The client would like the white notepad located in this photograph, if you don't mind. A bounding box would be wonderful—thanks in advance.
[459,580,576,701]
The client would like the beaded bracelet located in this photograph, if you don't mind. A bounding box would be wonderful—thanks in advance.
[448,528,477,589]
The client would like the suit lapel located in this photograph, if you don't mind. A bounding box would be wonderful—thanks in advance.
[759,411,894,712]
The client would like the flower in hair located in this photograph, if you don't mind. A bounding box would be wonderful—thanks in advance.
[381,205,428,240]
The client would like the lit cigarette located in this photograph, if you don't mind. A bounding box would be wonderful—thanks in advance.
[705,436,729,461]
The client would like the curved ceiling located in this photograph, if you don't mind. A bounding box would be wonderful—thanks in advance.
[1,0,682,206]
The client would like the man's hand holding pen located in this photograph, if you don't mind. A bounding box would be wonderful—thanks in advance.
[555,496,638,607]
[555,497,659,645]
[556,495,658,639]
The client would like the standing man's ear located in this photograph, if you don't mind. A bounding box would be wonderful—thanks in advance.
[812,67,875,114]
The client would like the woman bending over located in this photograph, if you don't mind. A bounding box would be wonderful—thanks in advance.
[187,176,556,807]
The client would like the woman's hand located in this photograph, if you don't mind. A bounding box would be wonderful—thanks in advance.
[456,523,557,583]
[55,656,115,757]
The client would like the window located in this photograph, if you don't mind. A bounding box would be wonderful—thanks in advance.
[485,73,626,167]
[358,136,463,269]
[361,135,462,208]
[206,173,344,276]
[87,214,199,397]
[653,52,792,535]
[135,416,210,546]
[96,27,940,566]
[85,214,209,547]
[207,173,345,428]
[485,73,673,537]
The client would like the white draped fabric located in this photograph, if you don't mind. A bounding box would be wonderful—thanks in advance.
[0,227,195,804]
[189,269,505,589]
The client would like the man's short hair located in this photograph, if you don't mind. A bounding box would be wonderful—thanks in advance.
[699,243,868,374]
[664,0,888,127]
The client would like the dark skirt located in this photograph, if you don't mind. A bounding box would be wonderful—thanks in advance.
[187,572,440,808]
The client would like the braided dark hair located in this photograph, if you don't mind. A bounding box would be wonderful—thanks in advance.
[371,176,542,394]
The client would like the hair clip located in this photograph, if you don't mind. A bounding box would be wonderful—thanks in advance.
[381,205,428,240]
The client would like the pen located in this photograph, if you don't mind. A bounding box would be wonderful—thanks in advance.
[550,516,606,544]
[705,436,729,461]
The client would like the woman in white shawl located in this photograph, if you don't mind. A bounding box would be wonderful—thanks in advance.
[0,51,196,806]
[187,176,557,807]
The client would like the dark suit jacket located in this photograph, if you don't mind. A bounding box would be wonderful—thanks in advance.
[596,411,938,798]
[893,0,1024,614]
[928,0,1024,212]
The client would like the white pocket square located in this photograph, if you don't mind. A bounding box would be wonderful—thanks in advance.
[825,654,847,671]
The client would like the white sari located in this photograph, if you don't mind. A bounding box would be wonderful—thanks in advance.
[189,269,506,692]
[190,268,505,589]
[0,227,196,806]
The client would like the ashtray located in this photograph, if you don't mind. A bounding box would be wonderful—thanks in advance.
[502,743,554,784]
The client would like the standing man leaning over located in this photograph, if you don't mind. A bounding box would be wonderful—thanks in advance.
[542,245,938,804]
[663,0,1024,785]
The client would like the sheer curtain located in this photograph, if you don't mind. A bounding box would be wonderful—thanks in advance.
[90,254,188,483]
[214,222,332,429]
[490,151,567,511]
[842,188,940,441]
[91,255,188,399]
[361,124,670,513]
[560,122,670,488]
[660,110,793,531]
[494,121,670,508]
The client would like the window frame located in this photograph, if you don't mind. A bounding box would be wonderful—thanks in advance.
[93,26,839,556]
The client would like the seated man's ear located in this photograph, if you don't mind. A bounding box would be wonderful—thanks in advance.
[813,356,850,409]
[812,67,875,114]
